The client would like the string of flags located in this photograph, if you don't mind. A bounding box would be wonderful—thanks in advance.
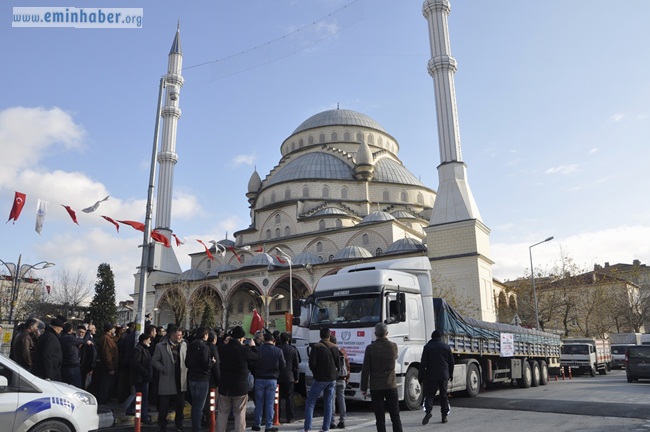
[3,189,273,263]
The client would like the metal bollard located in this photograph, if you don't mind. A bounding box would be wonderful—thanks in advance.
[569,366,572,379]
[134,391,142,432]
[273,384,281,426]
[561,368,565,380]
[209,388,216,432]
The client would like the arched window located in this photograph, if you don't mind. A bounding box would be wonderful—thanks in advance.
[308,135,314,145]
[317,242,323,252]
[322,186,330,198]
[401,191,408,202]
[206,260,211,269]
[319,133,325,143]
[383,190,390,201]
[335,219,342,228]
[266,229,271,240]
[376,248,383,256]
[367,134,374,144]
[299,139,304,148]
[319,220,326,230]
[329,255,334,262]
[417,192,424,204]
[331,132,338,141]
[275,214,281,225]
[356,132,363,143]
[344,131,350,141]
[362,233,369,245]
[285,188,291,199]
[341,187,348,199]
[302,186,310,198]
[291,142,295,151]
[271,192,276,203]
[285,226,291,236]
[378,137,383,146]
[275,228,281,238]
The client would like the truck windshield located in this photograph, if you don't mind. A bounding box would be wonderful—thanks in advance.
[310,294,381,328]
[561,345,589,355]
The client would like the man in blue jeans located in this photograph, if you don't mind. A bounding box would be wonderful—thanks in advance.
[253,331,286,432]
[304,327,339,432]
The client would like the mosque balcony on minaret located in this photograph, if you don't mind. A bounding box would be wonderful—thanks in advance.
[428,55,457,74]
[157,151,178,164]
[165,73,184,87]
[162,106,181,118]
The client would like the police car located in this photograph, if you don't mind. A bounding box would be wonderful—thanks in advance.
[0,354,99,432]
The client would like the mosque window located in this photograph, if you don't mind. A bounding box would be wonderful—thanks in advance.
[335,219,342,228]
[322,186,330,198]
[285,188,291,199]
[376,248,383,256]
[271,192,276,203]
[329,255,334,262]
[319,133,325,143]
[206,260,211,269]
[356,132,363,143]
[248,302,254,313]
[308,135,314,145]
[319,220,326,230]
[331,132,338,141]
[362,233,369,245]
[341,187,348,199]
[275,228,281,238]
[275,298,283,310]
[401,191,408,202]
[378,137,383,146]
[238,302,244,313]
[417,192,424,204]
[291,142,295,151]
[275,214,281,225]
[299,138,304,148]
[383,190,390,201]
[285,226,291,236]
[344,131,350,141]
[266,229,271,240]
[367,134,374,144]
[317,242,323,252]
[303,186,310,198]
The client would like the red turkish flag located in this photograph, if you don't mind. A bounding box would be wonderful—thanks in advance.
[6,192,26,224]
[255,246,264,252]
[117,220,145,232]
[62,205,79,225]
[172,234,185,247]
[197,239,215,261]
[101,216,120,232]
[250,309,264,335]
[227,246,242,263]
[151,230,171,248]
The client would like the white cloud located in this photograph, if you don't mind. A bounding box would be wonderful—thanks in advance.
[232,153,258,166]
[589,148,598,154]
[611,114,625,122]
[545,164,579,175]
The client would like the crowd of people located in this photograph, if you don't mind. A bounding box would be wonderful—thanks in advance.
[6,316,454,432]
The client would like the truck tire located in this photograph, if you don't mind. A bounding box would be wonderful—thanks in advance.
[599,365,607,375]
[589,365,596,377]
[464,363,480,398]
[402,366,423,411]
[28,420,73,432]
[538,360,549,386]
[529,360,541,387]
[518,360,532,388]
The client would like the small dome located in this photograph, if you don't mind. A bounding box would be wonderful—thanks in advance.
[292,252,324,266]
[312,207,351,217]
[374,158,425,186]
[247,170,262,193]
[361,211,395,224]
[333,246,372,261]
[208,263,238,276]
[355,140,373,166]
[178,269,206,281]
[390,210,417,219]
[292,109,386,135]
[385,238,427,254]
[241,253,283,268]
[217,238,235,248]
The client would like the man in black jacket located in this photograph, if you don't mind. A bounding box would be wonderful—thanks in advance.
[33,318,64,381]
[131,333,154,425]
[304,327,339,432]
[216,326,260,432]
[60,322,92,388]
[277,332,299,424]
[252,332,285,432]
[419,330,454,424]
[186,327,214,432]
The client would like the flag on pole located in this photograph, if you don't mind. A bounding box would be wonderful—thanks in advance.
[250,308,264,334]
[197,239,215,261]
[101,216,120,232]
[62,205,79,225]
[7,191,26,223]
[35,199,49,234]
[151,230,171,248]
[82,195,109,213]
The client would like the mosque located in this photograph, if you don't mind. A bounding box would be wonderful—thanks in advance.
[133,1,505,332]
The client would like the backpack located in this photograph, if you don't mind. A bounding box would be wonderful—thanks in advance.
[337,349,348,379]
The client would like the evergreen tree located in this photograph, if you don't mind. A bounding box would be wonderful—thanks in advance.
[89,263,117,331]
[200,302,216,329]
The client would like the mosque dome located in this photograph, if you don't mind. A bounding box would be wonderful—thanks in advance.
[217,238,235,248]
[178,269,206,281]
[311,207,351,217]
[247,170,262,193]
[267,152,354,186]
[385,237,427,255]
[240,253,284,268]
[292,252,324,266]
[361,211,395,224]
[333,246,373,261]
[390,210,417,219]
[292,109,387,135]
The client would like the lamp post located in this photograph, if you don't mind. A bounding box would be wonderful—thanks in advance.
[0,254,55,323]
[276,248,293,316]
[529,236,554,330]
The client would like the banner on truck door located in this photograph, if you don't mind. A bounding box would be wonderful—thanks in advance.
[331,328,372,364]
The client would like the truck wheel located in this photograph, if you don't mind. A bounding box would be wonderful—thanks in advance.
[627,374,633,383]
[402,366,423,411]
[539,360,549,386]
[464,363,480,397]
[599,366,607,375]
[590,365,596,377]
[529,360,540,387]
[518,361,532,388]
[28,420,73,432]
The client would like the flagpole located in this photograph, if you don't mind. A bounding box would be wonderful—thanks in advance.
[136,76,165,341]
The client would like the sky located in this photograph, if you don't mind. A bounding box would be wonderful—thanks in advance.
[2,0,650,304]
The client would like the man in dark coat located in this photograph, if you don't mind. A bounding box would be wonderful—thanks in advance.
[216,326,261,432]
[130,333,154,425]
[96,323,119,404]
[185,326,214,432]
[252,332,285,432]
[304,327,339,432]
[277,332,299,424]
[60,322,92,388]
[33,318,64,381]
[152,325,188,432]
[419,330,454,424]
[10,318,38,371]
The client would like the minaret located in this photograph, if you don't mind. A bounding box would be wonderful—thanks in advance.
[152,25,183,275]
[422,0,495,321]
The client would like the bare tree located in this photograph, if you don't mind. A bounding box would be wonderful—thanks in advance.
[48,267,93,318]
[160,285,188,326]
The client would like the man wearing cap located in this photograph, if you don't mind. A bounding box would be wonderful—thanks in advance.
[96,323,119,404]
[216,325,261,432]
[33,318,64,381]
[419,330,454,425]
[360,323,402,432]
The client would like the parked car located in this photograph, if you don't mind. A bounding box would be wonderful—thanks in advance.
[611,344,634,369]
[626,345,650,383]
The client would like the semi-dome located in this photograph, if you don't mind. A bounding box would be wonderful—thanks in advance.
[292,252,324,266]
[333,246,373,261]
[385,237,427,254]
[373,158,425,186]
[178,269,206,281]
[312,207,351,217]
[292,109,386,135]
[361,211,395,224]
[267,152,353,185]
[390,210,417,219]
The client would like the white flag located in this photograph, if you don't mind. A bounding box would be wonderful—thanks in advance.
[35,199,49,234]
[82,195,109,213]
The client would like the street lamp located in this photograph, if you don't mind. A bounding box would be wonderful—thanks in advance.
[250,290,285,328]
[275,248,293,317]
[529,236,553,330]
[0,254,55,323]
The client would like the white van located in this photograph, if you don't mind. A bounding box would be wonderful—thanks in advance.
[0,354,99,432]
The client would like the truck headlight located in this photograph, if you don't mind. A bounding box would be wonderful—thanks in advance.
[73,391,97,405]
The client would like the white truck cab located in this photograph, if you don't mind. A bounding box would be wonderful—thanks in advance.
[0,354,99,432]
